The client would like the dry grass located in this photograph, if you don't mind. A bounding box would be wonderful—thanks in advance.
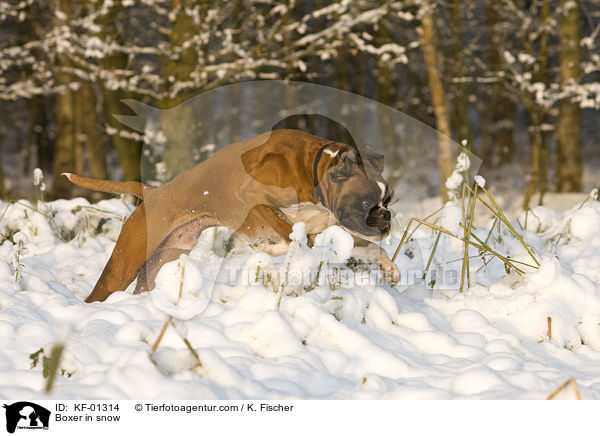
[547,378,582,400]
[149,256,202,369]
[44,343,65,393]
[393,180,542,292]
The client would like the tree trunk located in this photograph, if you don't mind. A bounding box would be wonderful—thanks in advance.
[52,0,81,199]
[21,6,54,178]
[522,107,543,209]
[96,0,142,182]
[420,0,453,203]
[450,0,472,148]
[0,104,5,199]
[53,87,78,199]
[79,83,107,181]
[160,0,201,179]
[556,0,582,192]
[482,0,516,165]
[102,97,143,183]
[523,0,550,209]
[73,81,107,201]
[55,63,106,199]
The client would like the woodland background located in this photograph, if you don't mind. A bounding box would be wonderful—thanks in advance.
[0,0,599,207]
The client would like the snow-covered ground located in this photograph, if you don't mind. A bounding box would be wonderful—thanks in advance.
[1,193,600,400]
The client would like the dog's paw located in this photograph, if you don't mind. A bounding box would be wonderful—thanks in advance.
[380,257,400,286]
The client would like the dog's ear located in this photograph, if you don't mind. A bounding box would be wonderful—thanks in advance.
[327,150,356,181]
[360,144,385,172]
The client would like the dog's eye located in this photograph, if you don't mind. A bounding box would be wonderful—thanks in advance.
[361,200,371,209]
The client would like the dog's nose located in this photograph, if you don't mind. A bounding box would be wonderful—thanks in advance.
[379,222,390,233]
[367,207,392,232]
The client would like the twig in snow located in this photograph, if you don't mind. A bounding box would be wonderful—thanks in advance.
[422,230,441,285]
[546,378,581,400]
[44,343,65,394]
[151,316,172,355]
[460,183,478,292]
[170,321,202,369]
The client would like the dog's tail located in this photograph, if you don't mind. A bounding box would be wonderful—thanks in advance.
[63,173,154,200]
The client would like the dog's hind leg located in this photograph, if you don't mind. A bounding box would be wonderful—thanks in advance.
[85,203,149,302]
[134,248,189,294]
[133,216,221,294]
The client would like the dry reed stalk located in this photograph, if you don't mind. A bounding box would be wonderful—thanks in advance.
[460,184,478,292]
[422,231,442,282]
[546,378,581,400]
[178,259,186,301]
[171,320,202,368]
[44,343,65,393]
[465,184,540,267]
[151,316,172,354]
[404,206,445,245]
[392,217,525,274]
[151,256,187,355]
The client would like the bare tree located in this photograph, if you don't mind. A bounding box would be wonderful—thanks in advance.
[449,0,472,147]
[481,0,516,165]
[557,0,582,192]
[52,0,81,199]
[419,0,453,202]
[94,0,143,182]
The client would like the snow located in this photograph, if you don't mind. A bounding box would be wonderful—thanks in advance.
[151,255,212,320]
[33,168,43,187]
[445,151,472,200]
[313,225,354,264]
[1,196,600,399]
[569,207,599,240]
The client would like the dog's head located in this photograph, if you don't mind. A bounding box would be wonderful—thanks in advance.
[321,145,392,241]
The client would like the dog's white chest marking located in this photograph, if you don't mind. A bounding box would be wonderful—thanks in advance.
[376,181,386,201]
[279,202,338,234]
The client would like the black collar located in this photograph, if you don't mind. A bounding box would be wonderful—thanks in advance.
[313,142,337,206]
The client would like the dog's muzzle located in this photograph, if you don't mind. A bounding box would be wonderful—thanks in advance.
[366,206,391,233]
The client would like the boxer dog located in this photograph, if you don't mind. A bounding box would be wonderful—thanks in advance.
[66,129,399,303]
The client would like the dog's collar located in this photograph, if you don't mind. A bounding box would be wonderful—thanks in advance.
[313,142,337,206]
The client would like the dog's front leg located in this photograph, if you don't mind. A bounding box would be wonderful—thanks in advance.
[351,236,400,285]
[236,204,293,256]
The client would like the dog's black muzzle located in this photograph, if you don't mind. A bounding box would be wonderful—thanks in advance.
[366,206,391,233]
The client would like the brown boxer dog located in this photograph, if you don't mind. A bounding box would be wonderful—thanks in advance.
[66,129,399,303]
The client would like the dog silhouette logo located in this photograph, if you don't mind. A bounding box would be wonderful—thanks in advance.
[2,402,50,433]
